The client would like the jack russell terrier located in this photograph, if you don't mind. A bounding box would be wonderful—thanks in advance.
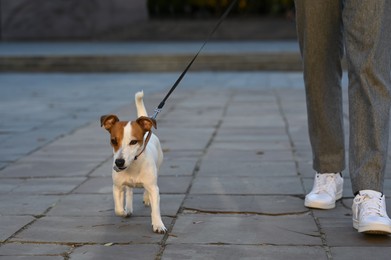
[100,91,166,234]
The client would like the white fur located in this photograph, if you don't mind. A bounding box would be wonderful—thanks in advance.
[110,91,166,233]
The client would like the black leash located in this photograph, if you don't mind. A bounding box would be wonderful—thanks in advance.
[151,0,238,120]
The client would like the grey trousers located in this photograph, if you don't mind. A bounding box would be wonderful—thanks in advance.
[294,0,391,194]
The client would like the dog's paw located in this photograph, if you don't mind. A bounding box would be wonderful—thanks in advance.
[152,223,167,234]
[143,194,150,206]
[143,199,151,206]
[115,209,131,218]
[124,210,133,218]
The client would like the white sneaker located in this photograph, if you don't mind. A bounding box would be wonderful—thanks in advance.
[304,173,343,209]
[352,190,391,235]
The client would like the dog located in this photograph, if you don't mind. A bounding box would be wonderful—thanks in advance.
[100,91,166,234]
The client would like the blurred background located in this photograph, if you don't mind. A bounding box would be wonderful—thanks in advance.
[0,0,296,41]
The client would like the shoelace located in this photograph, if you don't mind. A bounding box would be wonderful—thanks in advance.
[356,193,384,217]
[313,174,337,196]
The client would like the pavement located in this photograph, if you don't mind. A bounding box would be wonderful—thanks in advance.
[1,41,391,260]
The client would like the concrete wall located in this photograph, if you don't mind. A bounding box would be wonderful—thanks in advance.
[0,0,148,40]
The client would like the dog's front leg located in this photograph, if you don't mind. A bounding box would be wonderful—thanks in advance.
[145,185,166,234]
[113,184,128,217]
[124,186,133,216]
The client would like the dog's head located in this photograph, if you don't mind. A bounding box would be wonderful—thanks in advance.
[100,114,157,172]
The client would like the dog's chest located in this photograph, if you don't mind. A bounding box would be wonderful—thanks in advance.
[113,170,145,188]
[123,179,144,188]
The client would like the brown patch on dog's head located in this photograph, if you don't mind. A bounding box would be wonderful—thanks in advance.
[136,116,157,132]
[100,114,119,133]
[100,114,129,152]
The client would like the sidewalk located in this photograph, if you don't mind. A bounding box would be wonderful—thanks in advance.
[0,70,390,259]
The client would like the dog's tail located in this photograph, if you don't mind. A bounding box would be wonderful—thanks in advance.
[135,91,148,117]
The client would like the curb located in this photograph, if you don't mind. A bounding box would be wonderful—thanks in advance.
[0,52,302,72]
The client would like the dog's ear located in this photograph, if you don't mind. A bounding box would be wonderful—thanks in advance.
[100,114,119,132]
[136,116,157,132]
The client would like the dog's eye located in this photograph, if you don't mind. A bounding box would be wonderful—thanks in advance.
[111,138,118,146]
[129,140,138,145]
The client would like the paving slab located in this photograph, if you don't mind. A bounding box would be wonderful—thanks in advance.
[0,195,59,216]
[331,247,391,260]
[0,179,22,193]
[319,217,391,247]
[203,149,294,162]
[209,140,292,151]
[0,243,69,258]
[183,195,307,215]
[0,160,99,178]
[159,158,198,176]
[0,256,63,259]
[69,244,160,260]
[167,214,322,245]
[197,160,297,177]
[12,216,171,243]
[190,176,304,195]
[162,244,328,260]
[3,177,86,195]
[214,128,290,143]
[0,216,35,242]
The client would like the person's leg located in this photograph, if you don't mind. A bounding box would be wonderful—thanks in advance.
[344,0,391,234]
[295,0,345,173]
[343,0,391,194]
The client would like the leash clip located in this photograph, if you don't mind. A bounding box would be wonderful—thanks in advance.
[151,107,162,120]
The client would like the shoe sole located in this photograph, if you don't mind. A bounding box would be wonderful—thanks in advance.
[304,192,342,210]
[353,220,391,235]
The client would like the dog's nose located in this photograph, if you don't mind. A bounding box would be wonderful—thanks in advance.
[115,159,125,167]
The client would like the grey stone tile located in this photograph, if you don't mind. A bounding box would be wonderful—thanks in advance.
[161,149,203,161]
[331,247,391,260]
[8,177,86,195]
[73,176,192,194]
[0,160,98,178]
[12,216,170,243]
[221,116,285,128]
[215,127,288,142]
[198,160,297,177]
[167,214,322,245]
[0,216,35,242]
[88,159,112,177]
[48,194,184,217]
[190,176,304,195]
[72,177,112,194]
[319,217,391,247]
[70,244,160,260]
[215,133,290,143]
[159,158,197,176]
[0,256,63,259]
[158,176,193,194]
[21,146,107,163]
[0,195,59,216]
[204,149,294,162]
[163,244,328,260]
[210,140,292,151]
[183,195,307,215]
[0,243,69,257]
[0,179,22,193]
[158,127,215,149]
